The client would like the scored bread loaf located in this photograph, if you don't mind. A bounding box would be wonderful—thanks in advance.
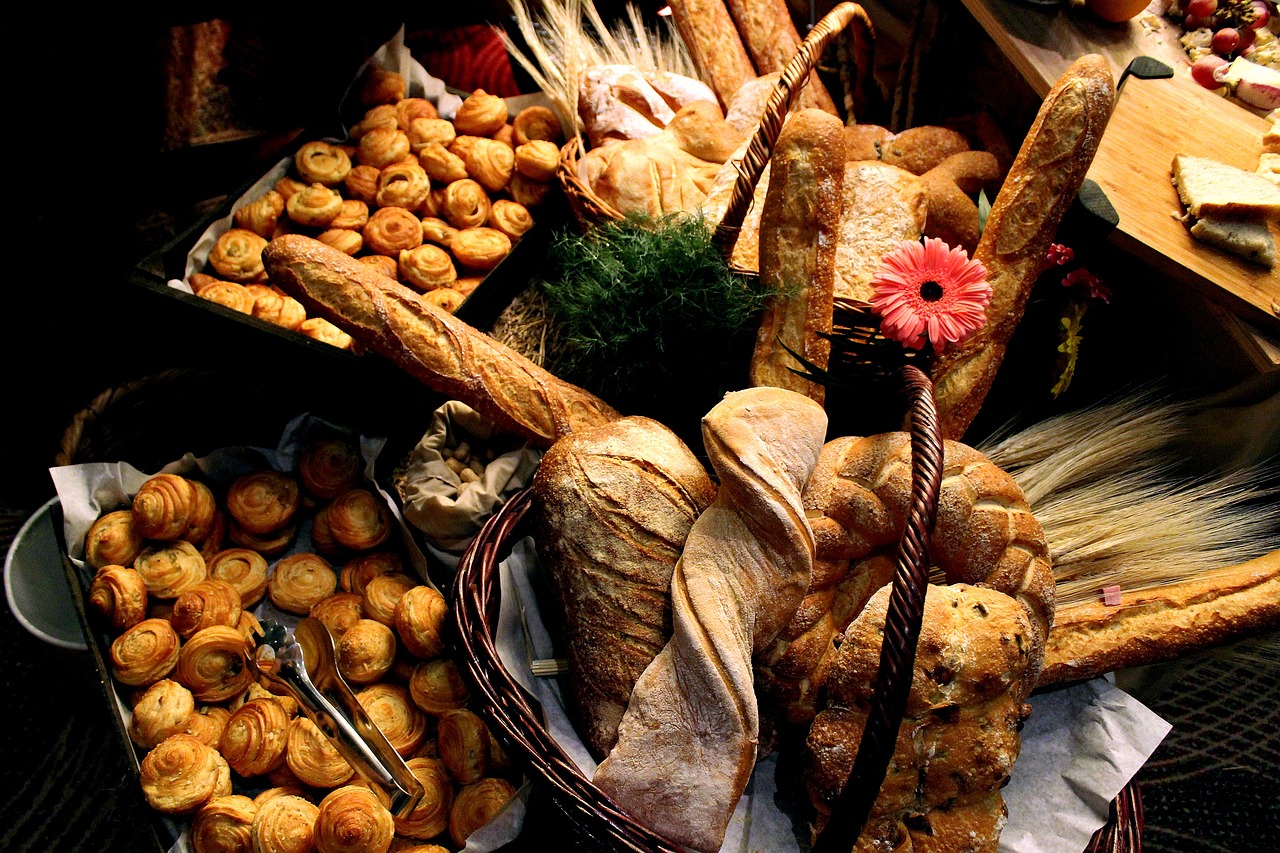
[930,54,1116,440]
[750,108,844,404]
[592,387,827,853]
[724,0,838,115]
[666,0,758,110]
[531,416,716,759]
[263,235,621,448]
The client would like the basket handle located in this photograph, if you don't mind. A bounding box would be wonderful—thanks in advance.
[711,2,875,259]
[811,363,943,853]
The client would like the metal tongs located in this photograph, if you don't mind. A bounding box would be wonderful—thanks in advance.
[247,617,424,818]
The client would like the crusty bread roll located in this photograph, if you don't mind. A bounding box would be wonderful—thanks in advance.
[725,0,838,115]
[592,387,827,853]
[750,108,844,404]
[532,416,716,759]
[263,235,621,448]
[833,161,927,301]
[666,0,758,110]
[930,54,1116,440]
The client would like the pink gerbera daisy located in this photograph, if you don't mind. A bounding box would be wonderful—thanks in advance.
[869,237,992,352]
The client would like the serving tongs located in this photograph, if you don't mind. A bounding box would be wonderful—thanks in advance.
[248,616,424,818]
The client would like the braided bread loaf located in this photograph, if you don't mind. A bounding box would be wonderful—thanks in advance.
[757,432,1054,726]
[593,387,827,853]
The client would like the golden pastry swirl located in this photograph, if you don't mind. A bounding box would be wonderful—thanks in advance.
[295,140,352,187]
[234,190,285,239]
[129,679,196,749]
[419,142,468,185]
[252,288,307,331]
[209,229,269,283]
[227,519,297,558]
[206,548,269,608]
[408,658,470,716]
[393,584,448,659]
[340,551,403,595]
[309,592,365,640]
[361,573,417,627]
[449,777,516,847]
[508,171,553,209]
[465,138,516,193]
[315,785,395,853]
[513,104,563,146]
[394,757,454,840]
[398,244,457,291]
[250,794,320,853]
[317,228,363,256]
[358,127,412,170]
[358,254,399,280]
[299,317,355,350]
[286,183,344,228]
[336,618,397,685]
[226,470,301,535]
[331,198,370,231]
[85,509,144,570]
[352,103,398,138]
[363,206,424,257]
[514,139,560,182]
[286,716,355,788]
[171,579,243,638]
[325,488,392,551]
[344,165,381,205]
[299,437,362,499]
[174,625,253,703]
[441,179,491,230]
[419,217,458,248]
[376,161,432,211]
[451,227,511,272]
[356,683,427,758]
[184,479,219,545]
[488,199,534,242]
[140,733,233,816]
[183,705,232,749]
[89,564,149,631]
[408,117,457,153]
[437,708,490,785]
[396,97,438,130]
[219,697,291,777]
[452,89,508,137]
[134,540,208,599]
[191,794,257,853]
[268,552,339,615]
[132,473,198,541]
[195,280,253,314]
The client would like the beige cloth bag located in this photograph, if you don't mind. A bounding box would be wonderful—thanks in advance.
[396,401,542,554]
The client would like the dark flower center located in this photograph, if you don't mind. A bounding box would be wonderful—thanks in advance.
[919,280,944,302]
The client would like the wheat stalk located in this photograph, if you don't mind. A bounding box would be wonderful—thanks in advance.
[977,390,1280,608]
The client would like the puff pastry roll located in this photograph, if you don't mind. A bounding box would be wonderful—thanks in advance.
[441,179,491,230]
[299,437,363,500]
[419,217,457,248]
[357,683,427,758]
[209,228,269,283]
[337,618,397,684]
[357,253,399,280]
[407,117,457,153]
[140,733,233,816]
[465,138,516,193]
[295,140,352,187]
[329,199,370,232]
[394,757,454,840]
[487,199,534,242]
[206,548,269,608]
[325,488,392,551]
[363,205,424,256]
[287,716,355,788]
[250,793,320,853]
[134,540,208,599]
[419,141,468,185]
[220,697,292,777]
[234,190,285,239]
[351,103,398,138]
[316,228,363,256]
[132,473,198,541]
[507,171,553,209]
[299,317,355,350]
[514,140,559,183]
[451,227,511,272]
[376,160,432,211]
[453,89,508,137]
[111,618,183,686]
[315,785,395,853]
[285,183,344,228]
[89,563,148,631]
[408,658,469,716]
[344,165,381,206]
[358,127,412,170]
[274,176,308,202]
[198,280,255,314]
[393,584,448,659]
[309,592,365,640]
[129,678,197,749]
[182,705,232,749]
[191,794,257,853]
[424,287,465,313]
[184,479,219,545]
[396,96,438,129]
[360,69,405,106]
[227,519,297,558]
[226,470,301,535]
[171,579,243,638]
[339,551,402,595]
[360,572,417,627]
[268,552,338,615]
[309,507,344,560]
[513,104,564,146]
[449,778,516,847]
[437,708,490,785]
[174,624,253,703]
[398,244,457,291]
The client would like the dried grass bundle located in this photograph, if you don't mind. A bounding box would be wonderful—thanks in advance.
[499,0,697,141]
[978,390,1280,608]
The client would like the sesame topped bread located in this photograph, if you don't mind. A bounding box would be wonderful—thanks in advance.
[1172,152,1280,221]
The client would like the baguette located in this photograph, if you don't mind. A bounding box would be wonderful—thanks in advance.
[725,0,839,115]
[592,387,827,853]
[929,54,1116,440]
[666,0,758,110]
[750,108,844,404]
[263,235,621,448]
[1040,549,1280,685]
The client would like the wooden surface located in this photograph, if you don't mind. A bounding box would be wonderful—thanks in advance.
[958,0,1189,97]
[1088,69,1280,335]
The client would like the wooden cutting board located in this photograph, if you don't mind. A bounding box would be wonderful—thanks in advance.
[1087,68,1280,335]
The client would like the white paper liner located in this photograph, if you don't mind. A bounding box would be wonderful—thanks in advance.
[492,536,1174,853]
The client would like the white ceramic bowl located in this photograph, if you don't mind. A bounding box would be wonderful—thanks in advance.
[4,497,88,650]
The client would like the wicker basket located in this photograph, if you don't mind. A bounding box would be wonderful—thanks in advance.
[452,365,944,851]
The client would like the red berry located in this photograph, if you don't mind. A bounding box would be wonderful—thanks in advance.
[1192,54,1230,89]
[1239,25,1258,49]
[1213,27,1242,54]
[1250,2,1270,28]
[1187,0,1218,16]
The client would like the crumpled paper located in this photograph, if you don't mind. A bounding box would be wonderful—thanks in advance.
[493,536,1173,853]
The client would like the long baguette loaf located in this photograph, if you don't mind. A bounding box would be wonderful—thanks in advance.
[592,387,827,853]
[263,235,621,448]
[929,54,1115,440]
[750,108,844,404]
[1040,549,1280,685]
[531,416,716,759]
[666,0,758,110]
[725,0,838,115]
